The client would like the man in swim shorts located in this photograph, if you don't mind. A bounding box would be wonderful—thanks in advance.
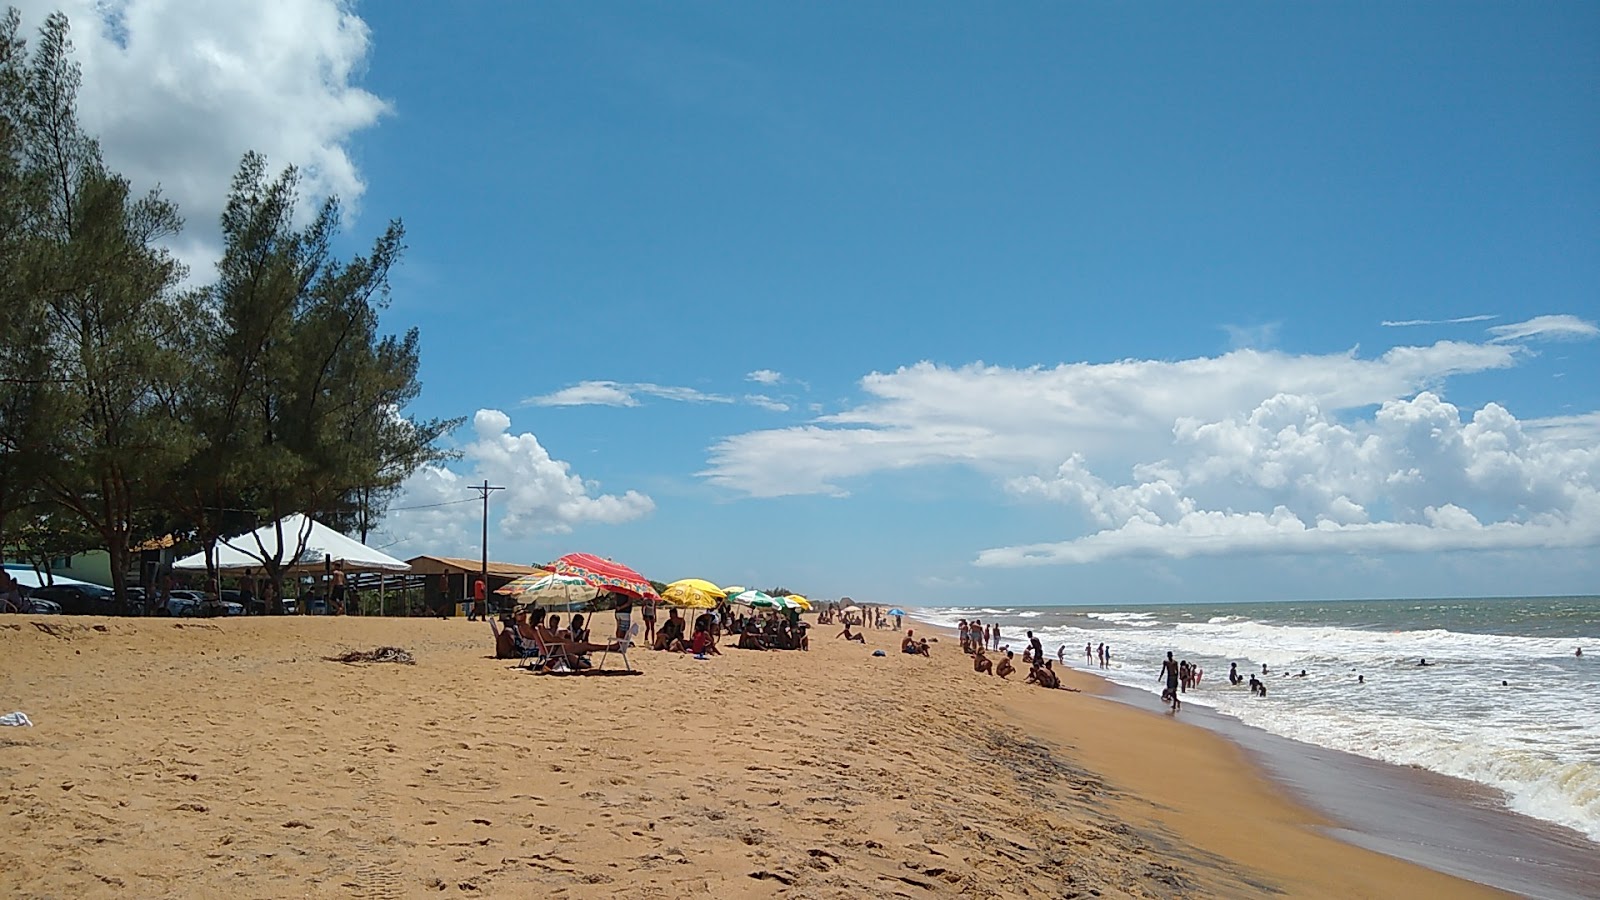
[1159,651,1181,710]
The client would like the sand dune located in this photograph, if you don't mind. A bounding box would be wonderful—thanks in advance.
[0,615,1504,898]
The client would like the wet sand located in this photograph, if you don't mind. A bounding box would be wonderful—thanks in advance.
[1073,671,1600,900]
[0,615,1512,898]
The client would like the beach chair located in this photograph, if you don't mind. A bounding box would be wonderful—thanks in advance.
[528,627,580,671]
[510,626,550,670]
[594,623,638,672]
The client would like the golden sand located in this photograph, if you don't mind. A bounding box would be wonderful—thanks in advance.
[0,615,1506,898]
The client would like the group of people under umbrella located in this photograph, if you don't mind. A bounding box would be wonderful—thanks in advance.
[491,554,822,666]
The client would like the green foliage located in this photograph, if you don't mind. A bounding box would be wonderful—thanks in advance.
[0,9,454,598]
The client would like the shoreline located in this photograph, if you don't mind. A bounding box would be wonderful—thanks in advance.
[923,617,1596,899]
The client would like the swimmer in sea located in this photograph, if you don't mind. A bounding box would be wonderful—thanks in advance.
[1417,658,1432,667]
[1357,675,1364,684]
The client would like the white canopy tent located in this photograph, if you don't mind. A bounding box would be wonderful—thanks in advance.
[172,514,409,573]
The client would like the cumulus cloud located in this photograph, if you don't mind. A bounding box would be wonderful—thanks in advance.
[1487,315,1600,343]
[980,391,1600,565]
[746,369,783,384]
[703,340,1523,497]
[378,410,653,556]
[1381,314,1498,327]
[703,325,1600,562]
[528,381,733,407]
[11,0,388,278]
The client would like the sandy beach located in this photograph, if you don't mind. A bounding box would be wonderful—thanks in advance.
[0,614,1509,898]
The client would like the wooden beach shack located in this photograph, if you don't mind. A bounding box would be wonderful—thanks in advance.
[403,555,549,616]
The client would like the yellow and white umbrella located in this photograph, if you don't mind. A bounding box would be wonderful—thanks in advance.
[662,578,726,610]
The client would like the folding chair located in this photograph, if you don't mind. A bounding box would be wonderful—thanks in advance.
[594,622,638,672]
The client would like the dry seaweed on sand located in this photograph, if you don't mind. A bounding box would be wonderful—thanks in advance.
[325,646,416,665]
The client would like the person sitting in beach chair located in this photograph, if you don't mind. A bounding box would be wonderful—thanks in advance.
[569,613,590,643]
[995,651,1015,679]
[973,646,993,674]
[531,612,622,669]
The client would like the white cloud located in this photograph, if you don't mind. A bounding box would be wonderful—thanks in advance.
[743,394,789,412]
[980,391,1600,565]
[1382,314,1499,327]
[527,381,733,407]
[378,409,653,556]
[703,326,1599,562]
[746,369,783,384]
[1487,315,1600,343]
[703,340,1522,497]
[12,0,388,278]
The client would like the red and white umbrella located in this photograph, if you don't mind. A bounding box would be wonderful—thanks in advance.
[550,552,659,600]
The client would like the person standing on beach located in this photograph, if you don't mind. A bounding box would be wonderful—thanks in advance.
[1159,652,1182,710]
[331,562,347,615]
[1056,644,1065,664]
[1028,631,1043,669]
[991,624,1000,651]
[1086,643,1093,665]
[641,599,657,644]
[471,576,487,621]
[614,594,634,640]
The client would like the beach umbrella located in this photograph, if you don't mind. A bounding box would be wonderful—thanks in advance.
[501,572,597,609]
[771,595,807,612]
[842,604,862,613]
[494,571,554,595]
[721,585,747,596]
[887,607,906,616]
[662,578,725,609]
[551,552,660,600]
[778,593,812,611]
[727,589,774,607]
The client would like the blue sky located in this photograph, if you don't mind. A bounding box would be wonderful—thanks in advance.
[22,1,1599,604]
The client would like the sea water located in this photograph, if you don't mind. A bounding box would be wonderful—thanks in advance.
[912,596,1600,844]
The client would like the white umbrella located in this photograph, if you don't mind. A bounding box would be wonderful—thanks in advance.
[506,573,598,610]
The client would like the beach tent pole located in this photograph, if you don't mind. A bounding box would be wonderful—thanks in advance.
[379,573,386,617]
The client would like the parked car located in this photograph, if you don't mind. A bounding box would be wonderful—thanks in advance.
[29,583,123,616]
[163,589,205,617]
[2,593,62,615]
[21,596,63,614]
[220,590,260,616]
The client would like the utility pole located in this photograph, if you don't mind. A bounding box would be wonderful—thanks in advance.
[470,480,504,620]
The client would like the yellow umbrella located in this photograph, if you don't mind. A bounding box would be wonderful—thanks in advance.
[781,593,812,611]
[721,585,747,596]
[662,578,725,609]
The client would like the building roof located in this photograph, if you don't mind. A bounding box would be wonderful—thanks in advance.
[404,556,550,578]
